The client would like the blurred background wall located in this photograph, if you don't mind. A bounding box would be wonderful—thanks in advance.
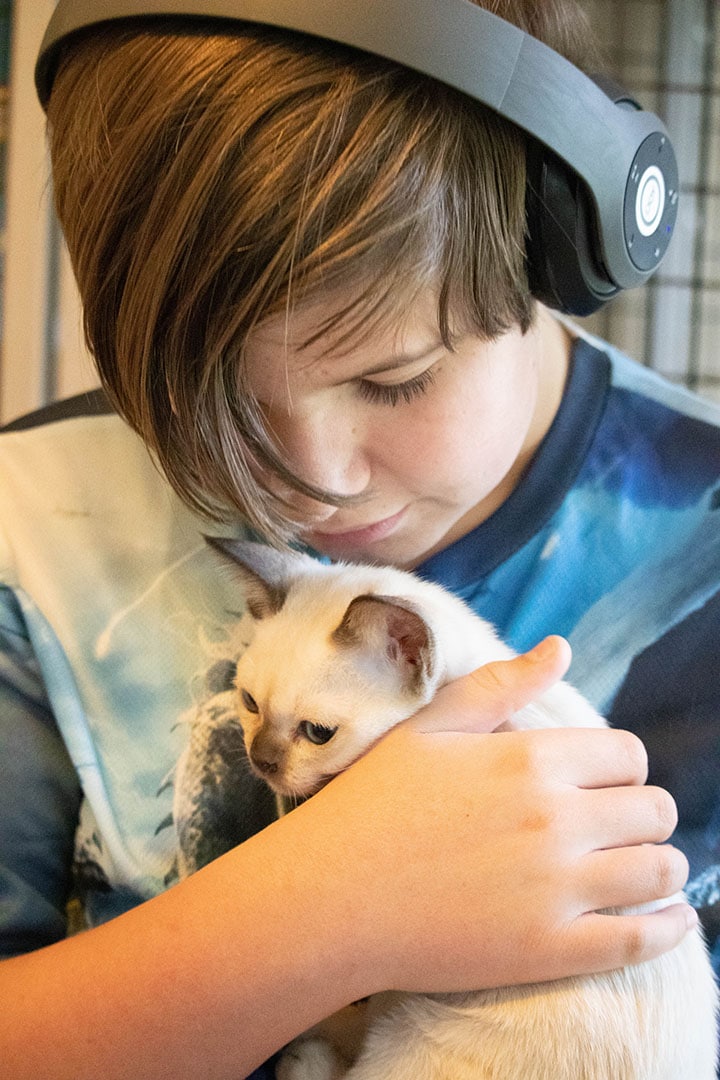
[581,0,719,401]
[0,0,718,425]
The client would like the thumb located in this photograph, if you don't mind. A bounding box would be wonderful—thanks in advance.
[410,635,572,734]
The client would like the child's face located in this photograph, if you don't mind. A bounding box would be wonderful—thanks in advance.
[244,290,569,568]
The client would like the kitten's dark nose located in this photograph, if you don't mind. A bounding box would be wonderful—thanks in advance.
[252,755,279,776]
[249,727,284,777]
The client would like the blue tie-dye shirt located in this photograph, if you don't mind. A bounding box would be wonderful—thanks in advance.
[0,332,718,1078]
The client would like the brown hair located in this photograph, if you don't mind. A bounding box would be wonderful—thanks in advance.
[46,1,596,540]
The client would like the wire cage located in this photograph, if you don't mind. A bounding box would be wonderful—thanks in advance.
[581,0,720,402]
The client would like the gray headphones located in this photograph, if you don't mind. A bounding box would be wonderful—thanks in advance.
[35,0,680,315]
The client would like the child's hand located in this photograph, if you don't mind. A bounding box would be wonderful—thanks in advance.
[0,638,693,1080]
[302,636,693,997]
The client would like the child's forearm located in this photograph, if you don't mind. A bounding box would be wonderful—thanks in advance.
[0,813,365,1080]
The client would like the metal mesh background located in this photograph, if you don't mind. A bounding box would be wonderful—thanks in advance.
[581,0,720,402]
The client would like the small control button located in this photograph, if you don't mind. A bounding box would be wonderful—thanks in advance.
[636,165,665,236]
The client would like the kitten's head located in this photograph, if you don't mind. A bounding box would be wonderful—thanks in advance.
[208,538,437,798]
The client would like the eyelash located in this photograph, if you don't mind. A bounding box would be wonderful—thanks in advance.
[357,367,437,407]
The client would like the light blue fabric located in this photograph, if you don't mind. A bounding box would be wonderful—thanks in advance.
[0,414,275,939]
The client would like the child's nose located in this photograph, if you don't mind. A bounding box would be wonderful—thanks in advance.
[277,408,372,501]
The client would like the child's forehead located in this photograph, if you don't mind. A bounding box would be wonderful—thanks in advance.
[244,287,443,388]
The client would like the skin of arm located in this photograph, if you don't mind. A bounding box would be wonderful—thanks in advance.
[0,638,694,1080]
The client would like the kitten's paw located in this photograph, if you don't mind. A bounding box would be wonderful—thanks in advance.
[276,1036,347,1080]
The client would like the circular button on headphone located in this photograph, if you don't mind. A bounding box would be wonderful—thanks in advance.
[624,133,679,271]
[637,165,665,236]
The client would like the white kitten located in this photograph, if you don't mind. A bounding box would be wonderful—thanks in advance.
[210,538,719,1080]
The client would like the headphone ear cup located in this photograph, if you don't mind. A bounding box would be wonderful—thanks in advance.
[525,147,620,316]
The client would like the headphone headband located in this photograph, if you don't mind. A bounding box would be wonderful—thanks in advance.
[35,0,680,312]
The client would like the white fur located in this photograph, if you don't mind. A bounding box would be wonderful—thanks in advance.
[220,544,719,1079]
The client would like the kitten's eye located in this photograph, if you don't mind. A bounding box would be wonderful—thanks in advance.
[241,689,259,714]
[299,721,338,745]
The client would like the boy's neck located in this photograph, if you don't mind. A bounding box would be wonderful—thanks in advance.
[493,305,571,502]
[527,306,573,459]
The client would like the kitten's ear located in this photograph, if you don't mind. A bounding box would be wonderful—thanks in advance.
[333,594,436,694]
[204,536,295,618]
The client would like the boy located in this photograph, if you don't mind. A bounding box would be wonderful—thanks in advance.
[0,1,715,1076]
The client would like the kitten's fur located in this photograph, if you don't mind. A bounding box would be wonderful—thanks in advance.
[209,538,718,1080]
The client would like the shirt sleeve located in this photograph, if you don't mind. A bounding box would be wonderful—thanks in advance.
[0,586,81,957]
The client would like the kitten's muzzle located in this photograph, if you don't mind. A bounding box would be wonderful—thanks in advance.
[249,727,285,779]
[252,755,279,777]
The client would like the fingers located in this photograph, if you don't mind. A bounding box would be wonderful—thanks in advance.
[577,843,690,912]
[565,903,699,976]
[573,783,678,851]
[410,635,573,734]
[493,726,650,789]
[567,727,649,789]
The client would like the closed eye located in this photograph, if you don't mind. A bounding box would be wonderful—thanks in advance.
[298,721,338,745]
[357,366,437,407]
[241,689,259,713]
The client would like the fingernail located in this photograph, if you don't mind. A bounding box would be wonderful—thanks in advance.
[685,905,699,930]
[529,636,560,661]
